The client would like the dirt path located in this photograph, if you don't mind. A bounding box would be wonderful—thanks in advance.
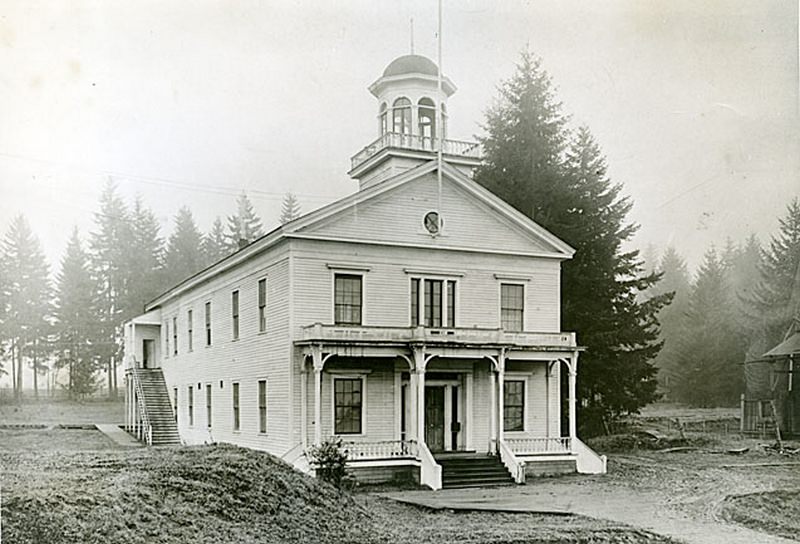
[383,482,797,544]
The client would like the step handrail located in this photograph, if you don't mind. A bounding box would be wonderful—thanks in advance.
[496,439,525,484]
[417,441,442,490]
[130,367,153,446]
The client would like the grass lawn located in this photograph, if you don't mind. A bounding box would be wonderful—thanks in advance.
[1,441,678,544]
[0,399,124,425]
[721,489,800,541]
[0,428,121,451]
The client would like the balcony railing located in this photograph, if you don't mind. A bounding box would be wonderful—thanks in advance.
[342,440,418,460]
[505,437,572,455]
[300,323,577,350]
[350,132,482,170]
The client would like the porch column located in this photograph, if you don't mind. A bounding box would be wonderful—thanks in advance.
[409,370,419,441]
[412,346,427,446]
[300,359,308,449]
[311,345,325,446]
[568,352,579,449]
[497,350,506,443]
[489,370,496,451]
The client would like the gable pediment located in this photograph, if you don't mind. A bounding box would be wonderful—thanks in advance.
[289,162,573,258]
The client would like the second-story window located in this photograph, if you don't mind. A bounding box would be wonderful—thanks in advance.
[258,278,267,332]
[334,274,362,325]
[187,309,193,351]
[500,283,524,331]
[205,302,212,346]
[411,278,456,328]
[232,290,240,340]
[172,317,178,355]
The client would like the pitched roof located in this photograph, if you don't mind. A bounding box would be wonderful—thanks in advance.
[146,161,574,309]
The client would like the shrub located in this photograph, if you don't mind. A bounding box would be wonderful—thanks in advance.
[307,438,349,489]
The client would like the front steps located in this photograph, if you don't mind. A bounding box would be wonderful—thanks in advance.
[131,369,181,446]
[436,452,515,489]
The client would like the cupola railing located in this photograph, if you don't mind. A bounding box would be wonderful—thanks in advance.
[351,132,482,171]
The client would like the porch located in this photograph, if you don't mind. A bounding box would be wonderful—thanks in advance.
[296,323,605,489]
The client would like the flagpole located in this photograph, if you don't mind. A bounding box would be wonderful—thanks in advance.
[437,0,443,229]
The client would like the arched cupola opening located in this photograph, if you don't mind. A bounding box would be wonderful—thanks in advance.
[379,102,388,136]
[392,97,412,136]
[441,103,448,140]
[418,97,436,148]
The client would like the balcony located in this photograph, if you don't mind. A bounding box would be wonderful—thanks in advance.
[350,132,482,171]
[299,323,576,351]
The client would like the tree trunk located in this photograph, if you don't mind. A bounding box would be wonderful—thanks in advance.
[107,357,113,399]
[10,340,17,400]
[32,340,39,399]
[16,339,24,401]
[112,355,118,398]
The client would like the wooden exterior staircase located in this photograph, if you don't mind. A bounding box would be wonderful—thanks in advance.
[436,453,515,489]
[128,368,181,446]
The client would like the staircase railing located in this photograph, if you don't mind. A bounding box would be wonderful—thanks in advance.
[496,439,526,484]
[573,437,607,474]
[417,441,442,490]
[129,367,153,446]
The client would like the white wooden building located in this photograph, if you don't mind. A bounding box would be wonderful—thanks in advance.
[123,54,606,489]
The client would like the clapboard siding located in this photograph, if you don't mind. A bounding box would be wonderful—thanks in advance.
[291,239,561,332]
[159,245,292,456]
[298,173,562,256]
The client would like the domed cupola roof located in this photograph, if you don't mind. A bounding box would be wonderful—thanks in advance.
[382,54,439,77]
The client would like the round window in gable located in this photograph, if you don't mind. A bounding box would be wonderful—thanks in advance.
[424,211,442,235]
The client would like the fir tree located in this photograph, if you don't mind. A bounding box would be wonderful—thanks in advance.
[202,217,228,266]
[475,52,669,433]
[54,228,101,398]
[0,215,52,400]
[126,196,164,318]
[280,192,302,224]
[90,181,131,397]
[749,199,800,348]
[225,192,264,252]
[164,206,204,287]
[675,248,745,406]
[651,246,692,399]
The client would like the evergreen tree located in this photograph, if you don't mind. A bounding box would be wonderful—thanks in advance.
[54,228,101,398]
[90,181,131,397]
[651,246,692,399]
[225,192,264,252]
[475,52,669,433]
[280,192,302,224]
[126,196,164,318]
[674,248,745,406]
[164,206,204,287]
[202,217,228,266]
[0,215,52,400]
[749,199,800,348]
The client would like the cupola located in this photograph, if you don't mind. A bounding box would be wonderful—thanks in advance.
[349,54,481,190]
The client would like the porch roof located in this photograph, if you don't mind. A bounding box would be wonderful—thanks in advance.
[296,323,581,354]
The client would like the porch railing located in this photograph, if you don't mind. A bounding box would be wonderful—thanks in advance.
[343,440,418,460]
[505,437,572,455]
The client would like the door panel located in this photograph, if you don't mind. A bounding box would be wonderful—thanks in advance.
[425,386,445,451]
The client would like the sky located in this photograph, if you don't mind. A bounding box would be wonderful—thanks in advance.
[1,0,798,274]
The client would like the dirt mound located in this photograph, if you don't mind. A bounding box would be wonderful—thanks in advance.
[1,444,377,544]
[721,489,800,541]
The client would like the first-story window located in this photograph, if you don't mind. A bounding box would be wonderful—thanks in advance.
[188,386,194,426]
[334,274,362,325]
[206,384,212,429]
[500,283,524,331]
[258,379,267,433]
[334,377,363,434]
[503,380,525,432]
[173,388,178,422]
[232,382,240,431]
[164,320,170,357]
